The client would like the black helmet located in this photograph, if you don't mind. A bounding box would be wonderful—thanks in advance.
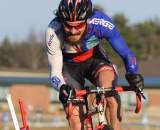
[57,0,93,22]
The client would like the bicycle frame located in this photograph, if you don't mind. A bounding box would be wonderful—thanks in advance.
[66,86,146,130]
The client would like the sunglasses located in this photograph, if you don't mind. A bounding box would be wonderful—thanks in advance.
[63,21,86,30]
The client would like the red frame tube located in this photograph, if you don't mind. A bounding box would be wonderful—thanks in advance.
[19,98,29,130]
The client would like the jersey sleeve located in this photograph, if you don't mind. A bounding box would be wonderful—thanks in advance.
[46,21,65,90]
[107,30,138,74]
[93,12,139,74]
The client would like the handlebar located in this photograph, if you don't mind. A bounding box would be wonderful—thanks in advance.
[73,86,146,113]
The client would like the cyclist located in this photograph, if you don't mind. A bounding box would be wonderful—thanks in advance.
[46,0,144,130]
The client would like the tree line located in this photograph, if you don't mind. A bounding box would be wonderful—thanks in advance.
[0,32,48,71]
[0,13,160,71]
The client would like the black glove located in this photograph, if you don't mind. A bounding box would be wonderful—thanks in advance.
[125,73,144,91]
[59,84,75,104]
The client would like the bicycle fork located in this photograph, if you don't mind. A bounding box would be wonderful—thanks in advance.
[96,94,106,130]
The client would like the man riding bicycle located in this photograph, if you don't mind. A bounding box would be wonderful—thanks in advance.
[46,0,144,130]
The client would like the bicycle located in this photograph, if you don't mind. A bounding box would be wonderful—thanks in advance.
[66,85,146,130]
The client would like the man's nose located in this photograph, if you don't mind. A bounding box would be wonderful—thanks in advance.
[70,27,78,34]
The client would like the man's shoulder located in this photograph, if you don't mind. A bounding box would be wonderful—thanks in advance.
[48,17,62,31]
[87,10,115,31]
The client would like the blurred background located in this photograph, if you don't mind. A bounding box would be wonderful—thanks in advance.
[0,0,160,130]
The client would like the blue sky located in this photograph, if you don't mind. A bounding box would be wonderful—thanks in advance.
[0,0,160,41]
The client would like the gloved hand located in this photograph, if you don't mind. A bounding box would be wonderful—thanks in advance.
[59,84,75,104]
[125,73,144,91]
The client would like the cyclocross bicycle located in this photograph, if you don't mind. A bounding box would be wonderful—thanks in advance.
[66,85,146,130]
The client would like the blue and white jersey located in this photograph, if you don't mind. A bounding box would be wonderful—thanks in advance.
[46,10,138,90]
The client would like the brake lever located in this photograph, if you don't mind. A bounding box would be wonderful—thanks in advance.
[67,89,74,103]
[136,88,146,100]
[140,91,146,100]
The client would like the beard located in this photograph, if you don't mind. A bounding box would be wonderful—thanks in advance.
[63,29,86,44]
[65,33,82,44]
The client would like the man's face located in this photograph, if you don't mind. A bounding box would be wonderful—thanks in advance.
[63,20,87,43]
